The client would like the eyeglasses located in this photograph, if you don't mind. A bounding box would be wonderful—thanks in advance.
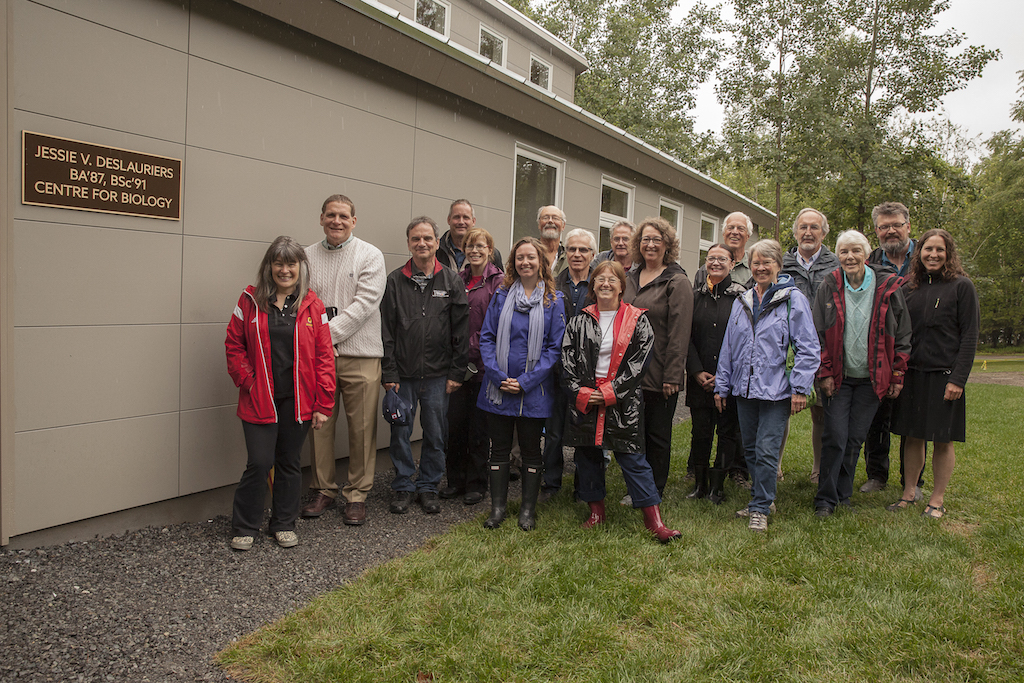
[876,221,907,231]
[464,244,489,252]
[566,246,593,254]
[539,214,564,223]
[640,237,663,245]
[593,276,620,285]
[705,256,732,264]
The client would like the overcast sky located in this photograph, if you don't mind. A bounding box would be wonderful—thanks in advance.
[685,0,1022,147]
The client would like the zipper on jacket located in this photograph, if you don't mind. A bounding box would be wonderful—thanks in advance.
[293,297,303,425]
[245,290,279,423]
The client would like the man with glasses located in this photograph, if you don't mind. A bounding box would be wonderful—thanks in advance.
[861,202,920,495]
[594,220,636,271]
[436,199,503,271]
[537,205,568,275]
[542,228,598,501]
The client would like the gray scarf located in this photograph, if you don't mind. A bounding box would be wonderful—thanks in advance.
[487,280,546,405]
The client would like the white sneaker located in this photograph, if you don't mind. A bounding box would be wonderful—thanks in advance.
[735,502,776,518]
[231,536,254,551]
[275,531,298,548]
[619,494,632,506]
[748,511,768,532]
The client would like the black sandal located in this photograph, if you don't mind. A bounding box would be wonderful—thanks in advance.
[921,504,945,519]
[886,498,916,512]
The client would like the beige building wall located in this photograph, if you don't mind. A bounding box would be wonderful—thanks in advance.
[0,0,741,543]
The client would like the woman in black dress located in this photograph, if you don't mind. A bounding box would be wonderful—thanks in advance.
[888,229,978,519]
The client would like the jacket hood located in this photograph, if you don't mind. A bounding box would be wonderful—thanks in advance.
[243,284,319,314]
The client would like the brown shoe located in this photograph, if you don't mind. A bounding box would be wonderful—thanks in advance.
[300,492,336,518]
[343,501,366,526]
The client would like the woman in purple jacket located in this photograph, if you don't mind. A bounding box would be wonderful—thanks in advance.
[441,228,505,505]
[478,237,566,531]
[715,239,820,532]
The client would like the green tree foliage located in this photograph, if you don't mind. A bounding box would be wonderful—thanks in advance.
[718,0,998,235]
[507,0,721,160]
[960,72,1024,346]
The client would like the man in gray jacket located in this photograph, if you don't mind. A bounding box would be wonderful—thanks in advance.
[782,207,840,484]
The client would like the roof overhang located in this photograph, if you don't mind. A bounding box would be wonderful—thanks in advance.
[229,0,775,227]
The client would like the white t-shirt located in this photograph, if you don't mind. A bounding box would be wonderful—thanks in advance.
[595,311,616,377]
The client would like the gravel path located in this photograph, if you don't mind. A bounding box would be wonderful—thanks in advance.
[1,470,500,682]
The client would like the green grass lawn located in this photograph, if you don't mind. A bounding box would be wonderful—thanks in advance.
[972,357,1024,373]
[218,383,1024,683]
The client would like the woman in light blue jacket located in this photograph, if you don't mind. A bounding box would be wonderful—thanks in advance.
[715,239,820,532]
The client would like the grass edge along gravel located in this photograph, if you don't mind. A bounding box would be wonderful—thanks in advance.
[217,382,1024,683]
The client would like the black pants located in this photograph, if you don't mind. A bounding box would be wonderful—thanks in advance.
[864,397,924,488]
[232,398,310,536]
[445,380,488,494]
[688,401,740,471]
[488,413,544,469]
[642,390,678,494]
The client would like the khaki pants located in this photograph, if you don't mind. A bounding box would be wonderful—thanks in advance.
[309,355,381,503]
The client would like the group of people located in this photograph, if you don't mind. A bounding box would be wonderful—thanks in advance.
[223,195,978,549]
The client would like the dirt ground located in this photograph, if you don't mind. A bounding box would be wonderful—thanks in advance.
[968,371,1024,388]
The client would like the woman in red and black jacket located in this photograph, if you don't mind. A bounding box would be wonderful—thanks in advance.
[812,230,910,517]
[225,236,335,551]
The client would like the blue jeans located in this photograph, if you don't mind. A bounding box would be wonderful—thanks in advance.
[389,376,449,493]
[816,377,880,510]
[736,397,790,515]
[575,447,660,508]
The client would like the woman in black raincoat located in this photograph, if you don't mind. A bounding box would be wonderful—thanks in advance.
[561,260,681,543]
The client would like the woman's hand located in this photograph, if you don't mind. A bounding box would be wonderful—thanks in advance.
[662,383,679,399]
[499,378,521,394]
[791,394,807,415]
[588,391,606,406]
[819,377,835,398]
[695,372,715,393]
[944,383,964,401]
[714,394,726,413]
[311,411,329,430]
[887,383,903,399]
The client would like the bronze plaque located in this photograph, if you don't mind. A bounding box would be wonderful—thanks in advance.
[22,131,182,220]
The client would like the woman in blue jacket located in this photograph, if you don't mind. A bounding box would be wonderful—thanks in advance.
[478,237,566,531]
[715,239,820,532]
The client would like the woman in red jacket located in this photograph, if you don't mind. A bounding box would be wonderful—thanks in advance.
[225,236,335,551]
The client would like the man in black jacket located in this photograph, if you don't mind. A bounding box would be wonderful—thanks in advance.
[861,201,922,495]
[381,217,469,515]
[435,199,503,271]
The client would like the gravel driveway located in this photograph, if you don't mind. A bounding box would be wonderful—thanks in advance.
[1,470,499,682]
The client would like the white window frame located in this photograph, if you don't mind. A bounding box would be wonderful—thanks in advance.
[659,198,683,234]
[599,176,634,252]
[415,0,451,38]
[529,54,553,92]
[699,213,718,261]
[511,144,565,250]
[479,24,507,67]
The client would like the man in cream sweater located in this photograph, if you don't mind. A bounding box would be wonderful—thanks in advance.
[300,194,386,525]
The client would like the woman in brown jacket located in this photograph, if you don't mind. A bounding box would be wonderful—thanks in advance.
[623,217,693,496]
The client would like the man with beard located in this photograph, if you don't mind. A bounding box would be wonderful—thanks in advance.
[537,205,568,275]
[861,202,922,495]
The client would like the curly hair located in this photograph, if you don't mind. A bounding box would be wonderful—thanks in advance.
[906,228,965,290]
[502,237,557,306]
[630,216,679,266]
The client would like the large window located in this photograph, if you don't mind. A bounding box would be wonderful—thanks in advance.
[599,177,634,252]
[699,214,718,265]
[512,146,564,246]
[659,199,682,234]
[530,55,552,91]
[416,0,449,36]
[479,26,506,66]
